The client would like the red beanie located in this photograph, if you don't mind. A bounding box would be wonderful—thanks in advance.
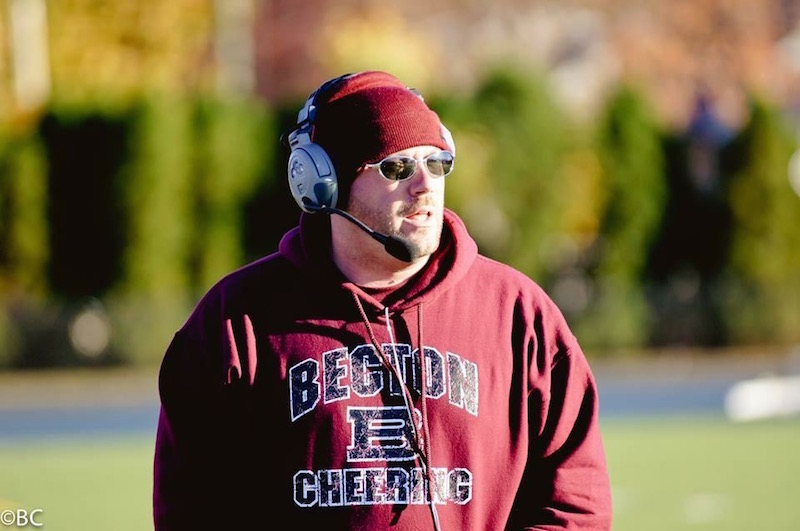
[310,71,453,204]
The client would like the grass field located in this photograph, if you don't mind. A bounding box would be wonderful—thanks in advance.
[1,417,798,530]
[0,435,155,530]
[603,417,800,530]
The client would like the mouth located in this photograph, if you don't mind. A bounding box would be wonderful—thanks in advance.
[402,207,435,228]
[406,208,431,221]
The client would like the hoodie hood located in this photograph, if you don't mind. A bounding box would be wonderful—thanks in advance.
[278,208,478,312]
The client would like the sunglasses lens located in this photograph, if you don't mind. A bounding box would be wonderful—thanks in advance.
[379,157,417,181]
[425,152,454,176]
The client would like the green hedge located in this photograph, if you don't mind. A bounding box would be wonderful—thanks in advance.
[0,95,276,367]
[435,68,574,283]
[1,74,798,368]
[0,127,50,367]
[573,86,667,349]
[720,99,800,344]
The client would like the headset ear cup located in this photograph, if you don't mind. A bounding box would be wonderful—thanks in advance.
[287,142,339,212]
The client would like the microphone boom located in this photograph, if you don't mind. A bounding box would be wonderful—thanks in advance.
[303,202,414,262]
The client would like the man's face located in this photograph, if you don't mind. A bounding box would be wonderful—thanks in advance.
[346,145,447,261]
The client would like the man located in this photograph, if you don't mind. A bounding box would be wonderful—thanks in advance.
[153,70,612,530]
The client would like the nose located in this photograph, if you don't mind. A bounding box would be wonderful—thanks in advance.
[407,160,438,196]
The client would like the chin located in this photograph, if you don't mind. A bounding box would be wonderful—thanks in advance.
[399,235,440,261]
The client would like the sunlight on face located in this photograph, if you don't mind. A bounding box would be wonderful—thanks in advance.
[347,145,447,260]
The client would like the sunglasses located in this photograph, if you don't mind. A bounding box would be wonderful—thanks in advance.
[363,150,455,181]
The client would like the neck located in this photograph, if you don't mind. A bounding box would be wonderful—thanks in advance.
[330,216,429,288]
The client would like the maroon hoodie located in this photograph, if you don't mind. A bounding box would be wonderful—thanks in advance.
[153,209,612,530]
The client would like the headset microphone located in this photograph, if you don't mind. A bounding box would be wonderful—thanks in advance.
[302,201,414,263]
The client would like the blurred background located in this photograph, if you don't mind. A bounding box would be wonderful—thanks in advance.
[0,0,799,529]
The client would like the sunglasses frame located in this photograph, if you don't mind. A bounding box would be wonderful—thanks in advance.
[362,150,455,182]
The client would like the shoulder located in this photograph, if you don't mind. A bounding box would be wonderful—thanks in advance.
[180,251,296,330]
[471,254,550,299]
[219,251,295,291]
[470,253,574,339]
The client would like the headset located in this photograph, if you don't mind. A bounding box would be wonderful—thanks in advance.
[285,73,456,214]
[285,73,357,213]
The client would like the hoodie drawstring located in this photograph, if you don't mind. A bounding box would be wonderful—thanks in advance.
[351,292,441,531]
[416,303,437,511]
